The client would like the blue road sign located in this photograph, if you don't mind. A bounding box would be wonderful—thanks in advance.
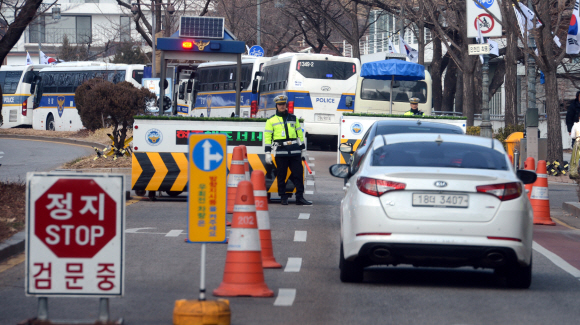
[249,45,265,57]
[475,0,494,9]
[192,139,224,172]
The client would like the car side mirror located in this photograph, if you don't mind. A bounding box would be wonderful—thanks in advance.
[516,169,537,185]
[345,96,353,108]
[329,164,349,178]
[339,143,354,154]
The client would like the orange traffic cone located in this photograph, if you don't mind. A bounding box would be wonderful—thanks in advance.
[227,146,246,214]
[251,170,282,269]
[240,145,250,181]
[531,160,555,226]
[524,157,535,199]
[213,181,274,297]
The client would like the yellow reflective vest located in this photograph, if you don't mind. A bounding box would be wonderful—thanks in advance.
[264,112,305,156]
[404,109,424,116]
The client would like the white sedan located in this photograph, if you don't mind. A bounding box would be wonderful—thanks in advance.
[330,133,537,288]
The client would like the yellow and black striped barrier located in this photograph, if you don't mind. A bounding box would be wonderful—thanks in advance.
[339,138,362,164]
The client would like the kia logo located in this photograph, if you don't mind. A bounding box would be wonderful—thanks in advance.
[321,86,331,91]
[434,181,447,187]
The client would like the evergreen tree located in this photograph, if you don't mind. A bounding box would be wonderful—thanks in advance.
[111,42,149,64]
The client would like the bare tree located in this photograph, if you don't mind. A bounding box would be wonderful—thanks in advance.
[0,0,47,64]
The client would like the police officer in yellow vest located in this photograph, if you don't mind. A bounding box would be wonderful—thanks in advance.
[264,95,312,205]
[404,97,424,116]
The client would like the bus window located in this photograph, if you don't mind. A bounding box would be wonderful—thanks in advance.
[296,61,356,80]
[360,79,428,103]
[0,71,23,94]
[132,70,144,84]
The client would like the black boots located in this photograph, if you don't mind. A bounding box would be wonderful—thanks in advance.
[296,197,312,205]
[281,196,289,205]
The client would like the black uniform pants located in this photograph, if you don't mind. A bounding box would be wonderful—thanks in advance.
[275,154,304,199]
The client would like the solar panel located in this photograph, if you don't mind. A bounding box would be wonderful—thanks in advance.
[179,17,225,39]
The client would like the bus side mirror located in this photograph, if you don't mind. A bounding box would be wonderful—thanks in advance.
[186,80,193,93]
[252,79,259,94]
[254,71,264,78]
[345,96,353,108]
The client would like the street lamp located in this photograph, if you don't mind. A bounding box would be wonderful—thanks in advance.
[131,1,175,78]
[37,4,61,64]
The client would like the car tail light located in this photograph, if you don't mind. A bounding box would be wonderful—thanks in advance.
[250,100,258,117]
[476,182,522,201]
[22,100,27,117]
[287,100,294,114]
[356,176,405,197]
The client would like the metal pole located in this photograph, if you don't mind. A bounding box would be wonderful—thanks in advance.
[37,297,48,321]
[480,54,493,138]
[235,54,242,117]
[257,0,261,46]
[160,50,166,116]
[152,2,157,78]
[38,17,42,64]
[199,243,206,301]
[98,298,110,323]
[526,0,538,162]
[389,75,393,114]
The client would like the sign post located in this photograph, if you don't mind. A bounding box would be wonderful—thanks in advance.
[187,134,227,300]
[26,173,125,323]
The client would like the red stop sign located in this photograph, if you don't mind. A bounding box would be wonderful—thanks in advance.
[35,179,117,258]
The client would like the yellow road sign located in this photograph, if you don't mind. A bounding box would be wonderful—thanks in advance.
[187,134,227,243]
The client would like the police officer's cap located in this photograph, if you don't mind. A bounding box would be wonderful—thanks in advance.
[409,97,420,104]
[274,95,288,104]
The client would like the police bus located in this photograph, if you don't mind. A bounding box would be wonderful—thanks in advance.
[257,53,360,146]
[33,62,144,131]
[0,64,48,128]
[190,56,271,118]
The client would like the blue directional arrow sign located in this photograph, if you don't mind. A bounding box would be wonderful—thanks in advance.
[188,134,227,243]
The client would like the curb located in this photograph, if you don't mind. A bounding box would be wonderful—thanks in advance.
[0,231,25,262]
[0,134,107,150]
[563,202,580,217]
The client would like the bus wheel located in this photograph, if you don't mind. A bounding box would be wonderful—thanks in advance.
[166,191,182,197]
[46,114,55,131]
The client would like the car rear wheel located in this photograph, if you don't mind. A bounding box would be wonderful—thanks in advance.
[340,243,364,283]
[497,256,532,289]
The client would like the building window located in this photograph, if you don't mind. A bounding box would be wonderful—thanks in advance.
[29,16,46,43]
[30,15,91,44]
[120,16,131,42]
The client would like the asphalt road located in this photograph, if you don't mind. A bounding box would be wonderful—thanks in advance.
[2,150,580,324]
[0,138,94,182]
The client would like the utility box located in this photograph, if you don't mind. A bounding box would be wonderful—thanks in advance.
[518,138,548,167]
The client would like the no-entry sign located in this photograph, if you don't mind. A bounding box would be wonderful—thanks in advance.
[26,173,125,297]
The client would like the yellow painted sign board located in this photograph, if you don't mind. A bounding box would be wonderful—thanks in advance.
[187,134,227,243]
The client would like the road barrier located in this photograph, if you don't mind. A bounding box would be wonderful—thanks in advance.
[213,181,273,297]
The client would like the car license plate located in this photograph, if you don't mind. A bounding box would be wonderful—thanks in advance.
[412,194,469,208]
[314,114,333,122]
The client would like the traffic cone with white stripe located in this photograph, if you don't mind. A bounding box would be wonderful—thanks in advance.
[226,146,245,214]
[213,181,274,297]
[240,145,250,180]
[251,170,282,269]
[524,157,535,199]
[531,160,556,226]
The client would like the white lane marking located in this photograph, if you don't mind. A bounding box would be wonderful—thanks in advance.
[0,151,4,158]
[305,190,314,195]
[284,258,302,272]
[309,171,316,175]
[309,164,315,167]
[306,180,315,186]
[309,157,315,161]
[298,213,310,220]
[294,231,307,242]
[274,288,297,306]
[165,230,183,237]
[533,241,580,278]
[126,227,156,233]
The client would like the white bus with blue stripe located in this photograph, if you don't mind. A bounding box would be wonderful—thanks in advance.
[0,65,48,128]
[257,53,360,145]
[33,62,144,131]
[190,56,270,118]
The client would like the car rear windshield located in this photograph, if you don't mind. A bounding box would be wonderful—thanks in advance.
[296,61,357,80]
[371,141,509,170]
[375,125,463,135]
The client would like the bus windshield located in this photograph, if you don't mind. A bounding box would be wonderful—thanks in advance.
[360,79,427,103]
[296,61,356,80]
[0,71,23,94]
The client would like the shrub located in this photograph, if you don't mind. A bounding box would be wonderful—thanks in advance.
[494,124,525,150]
[76,80,156,152]
[466,126,480,136]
